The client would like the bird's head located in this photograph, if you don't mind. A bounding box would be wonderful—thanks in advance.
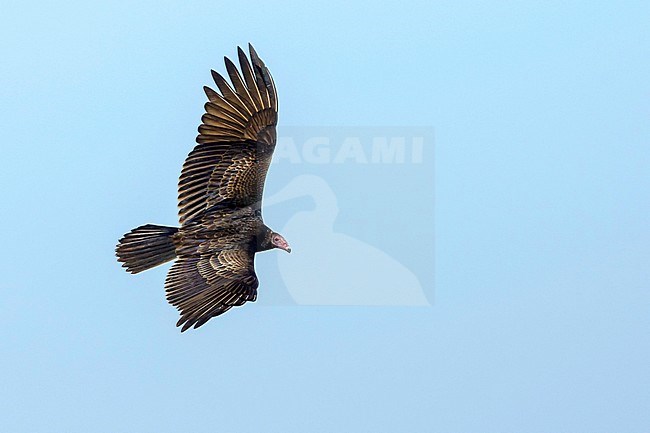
[271,232,291,253]
[258,226,291,253]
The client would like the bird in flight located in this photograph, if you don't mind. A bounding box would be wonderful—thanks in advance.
[116,44,290,332]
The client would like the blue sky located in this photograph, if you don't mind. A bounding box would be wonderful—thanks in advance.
[1,1,649,432]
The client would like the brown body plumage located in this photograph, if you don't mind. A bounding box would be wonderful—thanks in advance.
[116,45,290,332]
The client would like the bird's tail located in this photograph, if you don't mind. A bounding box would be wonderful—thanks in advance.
[116,224,179,274]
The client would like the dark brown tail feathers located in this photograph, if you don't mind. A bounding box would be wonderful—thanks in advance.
[116,224,178,274]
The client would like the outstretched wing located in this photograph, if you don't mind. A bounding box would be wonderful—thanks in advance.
[165,247,258,332]
[178,44,278,225]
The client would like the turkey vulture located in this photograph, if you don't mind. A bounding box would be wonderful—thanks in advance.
[116,44,290,332]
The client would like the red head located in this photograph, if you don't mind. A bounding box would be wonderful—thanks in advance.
[271,232,291,253]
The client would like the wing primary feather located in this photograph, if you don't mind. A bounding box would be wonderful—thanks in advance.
[248,44,273,108]
[237,46,264,109]
[211,70,253,116]
[203,86,220,102]
[223,56,256,113]
[205,100,248,126]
